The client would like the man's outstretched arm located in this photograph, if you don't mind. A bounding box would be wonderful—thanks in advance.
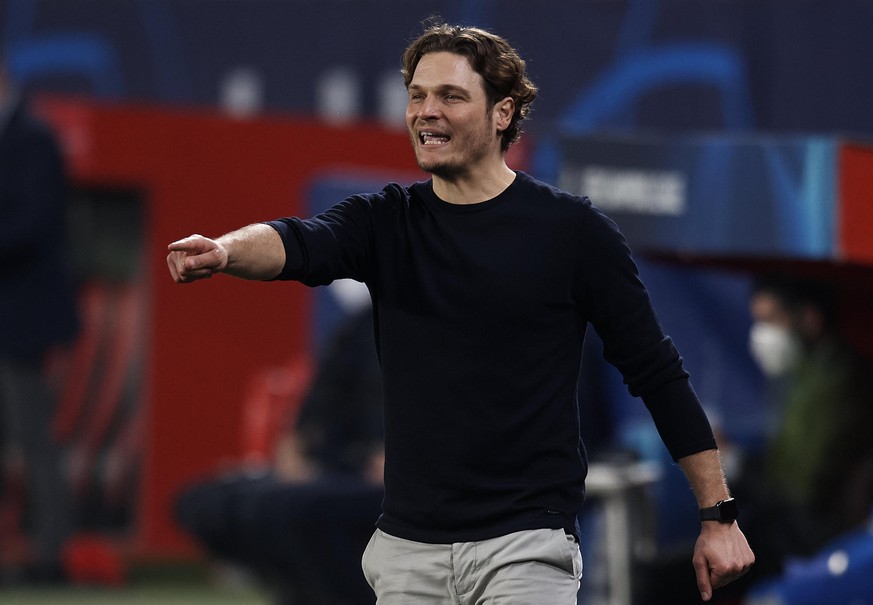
[167,223,286,283]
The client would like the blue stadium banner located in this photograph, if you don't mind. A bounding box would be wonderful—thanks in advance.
[558,135,840,259]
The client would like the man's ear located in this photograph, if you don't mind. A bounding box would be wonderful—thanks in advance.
[493,97,515,133]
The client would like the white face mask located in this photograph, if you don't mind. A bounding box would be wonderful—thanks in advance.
[748,321,801,377]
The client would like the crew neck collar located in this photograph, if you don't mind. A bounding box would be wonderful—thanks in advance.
[424,171,526,213]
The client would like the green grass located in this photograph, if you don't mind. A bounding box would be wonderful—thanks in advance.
[0,562,273,605]
[0,585,272,605]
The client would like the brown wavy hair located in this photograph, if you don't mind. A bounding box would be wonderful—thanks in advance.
[401,21,538,152]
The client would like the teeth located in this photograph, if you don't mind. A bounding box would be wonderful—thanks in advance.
[421,132,449,145]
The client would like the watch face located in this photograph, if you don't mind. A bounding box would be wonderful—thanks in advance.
[718,498,738,521]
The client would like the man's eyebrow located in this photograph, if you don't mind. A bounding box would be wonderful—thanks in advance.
[408,83,472,96]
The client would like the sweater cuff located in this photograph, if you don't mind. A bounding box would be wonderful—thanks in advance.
[643,377,716,462]
[263,219,304,280]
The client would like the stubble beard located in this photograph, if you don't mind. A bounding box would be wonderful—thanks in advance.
[410,117,497,182]
[408,130,465,181]
[416,156,464,181]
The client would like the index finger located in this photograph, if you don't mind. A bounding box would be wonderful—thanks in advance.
[693,558,713,602]
[167,234,210,253]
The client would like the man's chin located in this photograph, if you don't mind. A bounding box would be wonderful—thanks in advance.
[417,159,461,181]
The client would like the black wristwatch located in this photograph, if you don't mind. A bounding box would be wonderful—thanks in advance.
[699,498,738,523]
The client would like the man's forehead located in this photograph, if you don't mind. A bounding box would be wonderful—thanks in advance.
[410,52,483,89]
[751,293,792,322]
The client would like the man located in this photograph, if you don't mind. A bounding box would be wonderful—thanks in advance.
[740,277,873,578]
[0,54,78,582]
[167,22,753,603]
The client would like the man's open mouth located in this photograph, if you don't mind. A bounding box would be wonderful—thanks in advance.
[420,131,450,145]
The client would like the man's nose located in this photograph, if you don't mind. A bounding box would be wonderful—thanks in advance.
[417,95,441,118]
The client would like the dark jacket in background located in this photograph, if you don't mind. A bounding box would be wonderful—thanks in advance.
[0,98,78,359]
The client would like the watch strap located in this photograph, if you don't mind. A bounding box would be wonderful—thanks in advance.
[699,498,738,523]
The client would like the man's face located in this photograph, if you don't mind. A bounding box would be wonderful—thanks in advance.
[748,292,800,376]
[405,51,502,180]
[750,292,792,328]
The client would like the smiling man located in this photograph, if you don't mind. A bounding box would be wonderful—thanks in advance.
[167,22,753,604]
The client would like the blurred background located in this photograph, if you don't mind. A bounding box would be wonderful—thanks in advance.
[1,1,872,604]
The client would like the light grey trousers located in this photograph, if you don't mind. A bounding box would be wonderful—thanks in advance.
[362,527,583,604]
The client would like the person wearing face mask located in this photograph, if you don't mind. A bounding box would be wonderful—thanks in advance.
[748,320,800,380]
[736,276,873,589]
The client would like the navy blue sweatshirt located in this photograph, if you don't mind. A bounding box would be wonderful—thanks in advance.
[267,171,715,543]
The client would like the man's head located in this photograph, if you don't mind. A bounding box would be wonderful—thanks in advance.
[401,22,537,155]
[748,276,836,376]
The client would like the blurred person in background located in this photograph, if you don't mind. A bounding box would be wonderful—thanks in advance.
[733,276,873,587]
[277,304,384,487]
[0,53,79,583]
[167,21,753,603]
[175,303,384,605]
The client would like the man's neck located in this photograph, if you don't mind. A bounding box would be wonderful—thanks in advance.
[432,162,517,205]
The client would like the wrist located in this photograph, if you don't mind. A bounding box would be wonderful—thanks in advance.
[699,497,738,523]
